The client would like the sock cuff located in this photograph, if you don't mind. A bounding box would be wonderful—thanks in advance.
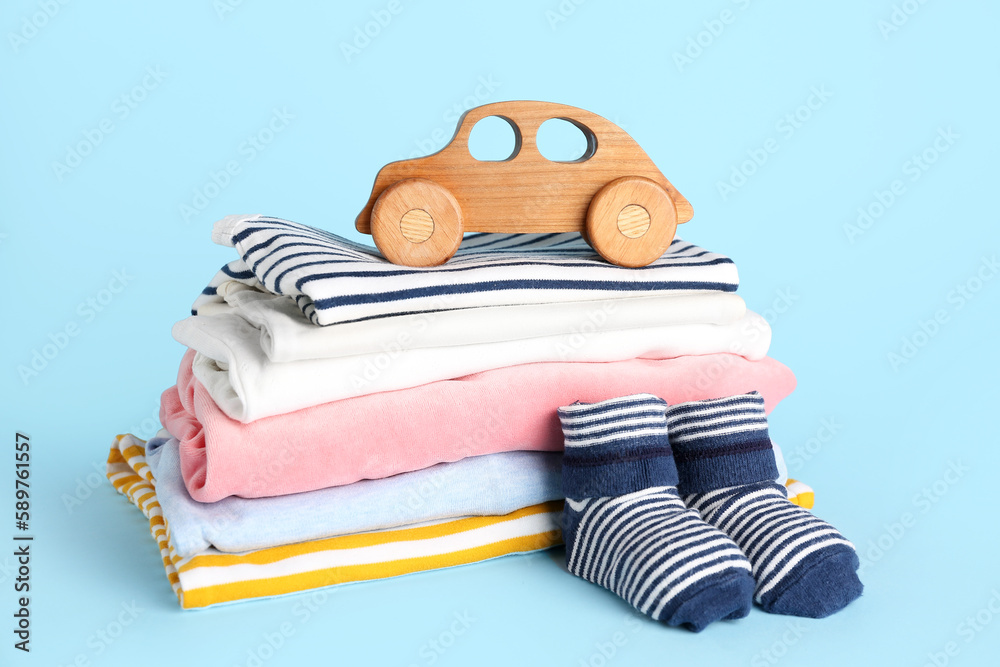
[665,392,778,494]
[559,393,679,498]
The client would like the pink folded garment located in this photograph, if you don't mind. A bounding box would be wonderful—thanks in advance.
[162,349,796,502]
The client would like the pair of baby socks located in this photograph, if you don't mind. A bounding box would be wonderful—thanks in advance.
[558,392,862,632]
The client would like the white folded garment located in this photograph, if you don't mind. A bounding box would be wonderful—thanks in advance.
[196,282,749,362]
[193,215,741,326]
[174,309,773,423]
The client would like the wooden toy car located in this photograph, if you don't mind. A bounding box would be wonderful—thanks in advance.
[355,100,693,267]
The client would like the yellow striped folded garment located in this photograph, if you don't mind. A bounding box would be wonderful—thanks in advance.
[785,478,815,510]
[106,435,815,610]
[107,435,563,609]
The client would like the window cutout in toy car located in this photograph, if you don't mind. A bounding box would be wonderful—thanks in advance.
[537,118,595,163]
[467,115,521,162]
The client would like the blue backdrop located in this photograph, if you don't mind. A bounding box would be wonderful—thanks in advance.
[3,1,998,665]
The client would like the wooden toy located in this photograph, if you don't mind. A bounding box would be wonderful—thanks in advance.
[355,101,693,267]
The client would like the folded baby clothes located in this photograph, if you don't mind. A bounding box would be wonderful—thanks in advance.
[194,215,740,326]
[176,309,773,422]
[144,431,562,556]
[108,435,564,610]
[162,350,796,501]
[196,285,749,363]
[108,434,815,610]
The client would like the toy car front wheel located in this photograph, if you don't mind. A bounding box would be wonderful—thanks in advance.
[371,178,464,267]
[585,176,678,267]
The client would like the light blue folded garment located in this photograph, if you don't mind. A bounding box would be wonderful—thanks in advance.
[145,432,563,558]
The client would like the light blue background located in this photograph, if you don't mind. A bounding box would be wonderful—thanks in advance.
[2,1,999,665]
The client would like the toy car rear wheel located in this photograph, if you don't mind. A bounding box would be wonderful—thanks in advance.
[371,178,464,267]
[585,176,678,267]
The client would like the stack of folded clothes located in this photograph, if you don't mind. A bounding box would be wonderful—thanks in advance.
[107,214,814,610]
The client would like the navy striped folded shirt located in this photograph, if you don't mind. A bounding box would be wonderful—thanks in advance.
[192,214,740,326]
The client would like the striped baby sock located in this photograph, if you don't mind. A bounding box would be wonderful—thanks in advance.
[667,392,863,618]
[558,394,755,632]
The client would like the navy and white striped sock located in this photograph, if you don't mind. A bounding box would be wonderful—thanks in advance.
[668,392,863,618]
[558,394,755,632]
